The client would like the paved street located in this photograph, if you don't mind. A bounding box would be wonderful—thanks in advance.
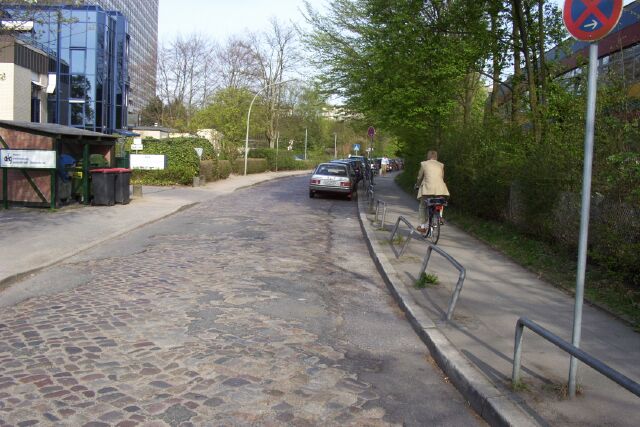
[0,176,483,426]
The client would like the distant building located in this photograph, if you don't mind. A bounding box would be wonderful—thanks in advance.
[3,4,129,133]
[131,125,175,139]
[0,35,51,123]
[51,1,159,126]
[492,0,640,117]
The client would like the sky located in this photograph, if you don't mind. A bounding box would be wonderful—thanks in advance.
[158,1,637,44]
[158,0,324,43]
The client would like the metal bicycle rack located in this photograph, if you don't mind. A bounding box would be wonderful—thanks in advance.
[374,199,388,229]
[512,317,640,398]
[389,216,466,321]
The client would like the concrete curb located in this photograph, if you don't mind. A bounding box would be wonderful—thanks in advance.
[356,194,539,427]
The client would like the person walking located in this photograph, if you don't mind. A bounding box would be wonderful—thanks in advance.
[415,150,449,234]
[381,156,389,176]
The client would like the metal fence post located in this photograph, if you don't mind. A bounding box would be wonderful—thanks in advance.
[512,320,525,385]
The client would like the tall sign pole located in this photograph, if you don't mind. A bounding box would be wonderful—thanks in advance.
[563,0,623,398]
[367,126,375,157]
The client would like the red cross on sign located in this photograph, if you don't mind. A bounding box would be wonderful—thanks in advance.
[563,0,623,41]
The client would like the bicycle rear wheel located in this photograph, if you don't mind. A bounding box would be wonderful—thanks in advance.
[427,213,441,245]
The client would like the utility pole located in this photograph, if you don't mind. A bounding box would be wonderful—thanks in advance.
[304,128,308,160]
[334,133,337,158]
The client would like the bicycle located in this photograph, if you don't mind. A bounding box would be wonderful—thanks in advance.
[420,197,448,245]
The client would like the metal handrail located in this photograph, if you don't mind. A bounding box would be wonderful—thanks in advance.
[390,216,467,321]
[374,199,388,229]
[512,317,640,398]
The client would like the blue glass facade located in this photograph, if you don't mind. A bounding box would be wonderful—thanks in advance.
[14,5,129,134]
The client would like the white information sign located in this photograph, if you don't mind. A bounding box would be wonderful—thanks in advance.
[130,154,166,170]
[1,149,56,169]
[194,147,203,159]
[131,137,143,151]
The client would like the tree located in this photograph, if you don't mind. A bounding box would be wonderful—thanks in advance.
[247,19,301,148]
[139,96,165,126]
[156,33,218,129]
[190,87,258,160]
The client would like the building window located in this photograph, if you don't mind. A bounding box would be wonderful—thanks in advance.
[70,49,86,74]
[71,102,84,126]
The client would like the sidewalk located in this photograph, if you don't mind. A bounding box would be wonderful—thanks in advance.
[0,170,309,288]
[358,172,640,426]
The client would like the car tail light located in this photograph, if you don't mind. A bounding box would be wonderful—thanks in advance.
[340,181,350,187]
[310,179,320,184]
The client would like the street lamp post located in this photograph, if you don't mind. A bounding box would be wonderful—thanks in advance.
[244,79,293,176]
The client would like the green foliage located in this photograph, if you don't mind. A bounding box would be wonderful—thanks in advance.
[129,137,214,185]
[199,159,231,182]
[234,158,269,175]
[415,272,439,289]
[248,148,315,171]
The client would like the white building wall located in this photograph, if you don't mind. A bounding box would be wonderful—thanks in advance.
[13,65,32,121]
[0,64,48,122]
[0,64,16,120]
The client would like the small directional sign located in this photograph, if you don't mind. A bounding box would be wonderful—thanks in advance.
[563,0,623,42]
[353,143,360,152]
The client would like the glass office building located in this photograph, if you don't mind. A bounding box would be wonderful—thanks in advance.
[11,4,129,133]
[52,0,159,126]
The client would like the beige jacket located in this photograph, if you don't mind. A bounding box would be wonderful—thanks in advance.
[416,159,449,199]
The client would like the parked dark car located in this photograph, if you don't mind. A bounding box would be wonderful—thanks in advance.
[332,159,363,183]
[309,162,357,199]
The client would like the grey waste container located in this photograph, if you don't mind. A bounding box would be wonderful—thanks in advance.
[91,169,116,206]
[113,168,131,204]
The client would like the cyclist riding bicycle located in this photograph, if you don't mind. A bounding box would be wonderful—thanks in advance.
[415,150,449,236]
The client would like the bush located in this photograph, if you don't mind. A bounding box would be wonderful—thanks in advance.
[234,158,269,174]
[199,159,233,182]
[128,137,215,185]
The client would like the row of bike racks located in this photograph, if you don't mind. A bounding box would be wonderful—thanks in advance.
[364,186,640,401]
[388,216,466,321]
[364,182,466,322]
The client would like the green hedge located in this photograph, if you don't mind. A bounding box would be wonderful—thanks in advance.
[233,158,269,174]
[249,148,315,171]
[129,137,214,185]
[200,159,232,182]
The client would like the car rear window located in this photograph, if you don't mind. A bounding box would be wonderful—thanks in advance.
[317,165,347,176]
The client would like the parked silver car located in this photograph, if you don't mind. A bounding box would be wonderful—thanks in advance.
[309,162,357,200]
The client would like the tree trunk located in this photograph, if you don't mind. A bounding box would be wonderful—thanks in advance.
[512,2,521,123]
[513,0,541,143]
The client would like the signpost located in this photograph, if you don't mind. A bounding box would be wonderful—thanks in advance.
[563,0,623,399]
[131,137,143,151]
[563,0,623,41]
[353,143,360,154]
[367,126,375,155]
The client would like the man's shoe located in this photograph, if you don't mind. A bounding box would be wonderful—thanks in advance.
[439,218,445,225]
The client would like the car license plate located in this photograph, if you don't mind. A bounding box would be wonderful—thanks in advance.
[321,179,339,186]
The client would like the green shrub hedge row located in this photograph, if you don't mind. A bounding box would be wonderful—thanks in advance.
[129,137,214,186]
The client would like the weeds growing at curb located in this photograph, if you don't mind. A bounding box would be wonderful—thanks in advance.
[415,272,439,289]
[511,380,530,393]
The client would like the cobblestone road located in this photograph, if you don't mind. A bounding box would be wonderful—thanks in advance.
[0,176,483,426]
